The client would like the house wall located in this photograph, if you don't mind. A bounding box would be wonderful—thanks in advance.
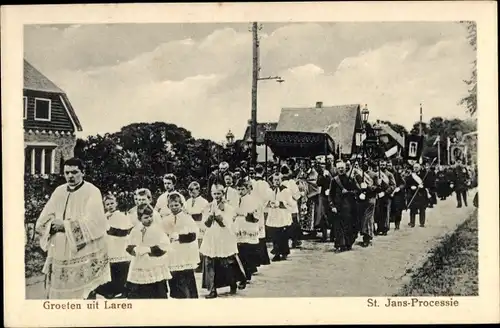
[23,89,74,132]
[24,131,76,174]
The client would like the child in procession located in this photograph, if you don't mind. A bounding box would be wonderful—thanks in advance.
[200,183,247,299]
[280,165,303,248]
[162,192,200,299]
[155,173,186,218]
[265,173,293,262]
[223,172,240,208]
[91,193,134,299]
[126,203,171,299]
[129,188,162,226]
[233,178,261,285]
[185,181,209,272]
[250,164,272,266]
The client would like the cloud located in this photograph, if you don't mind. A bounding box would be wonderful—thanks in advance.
[24,22,475,142]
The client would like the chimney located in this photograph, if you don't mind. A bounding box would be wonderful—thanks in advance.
[316,101,323,108]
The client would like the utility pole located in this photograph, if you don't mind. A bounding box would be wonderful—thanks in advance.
[251,22,259,166]
[419,103,423,136]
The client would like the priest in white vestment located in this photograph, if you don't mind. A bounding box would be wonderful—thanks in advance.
[35,158,111,299]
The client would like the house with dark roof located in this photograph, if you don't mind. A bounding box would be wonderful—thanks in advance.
[276,102,363,156]
[24,59,83,175]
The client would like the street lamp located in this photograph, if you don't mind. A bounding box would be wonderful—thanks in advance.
[226,130,235,145]
[361,104,370,126]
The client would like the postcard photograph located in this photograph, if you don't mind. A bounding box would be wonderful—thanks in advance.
[2,2,499,326]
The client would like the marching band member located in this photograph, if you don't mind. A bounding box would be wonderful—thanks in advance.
[155,173,186,218]
[389,162,406,230]
[233,178,261,285]
[200,183,246,299]
[451,159,471,208]
[126,204,171,299]
[185,181,209,272]
[354,161,378,247]
[265,173,294,262]
[93,193,133,299]
[374,160,396,236]
[405,163,430,228]
[162,193,199,299]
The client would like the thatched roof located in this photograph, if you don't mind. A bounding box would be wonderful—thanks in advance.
[276,104,361,154]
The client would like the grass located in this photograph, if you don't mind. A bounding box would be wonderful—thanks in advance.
[396,209,478,296]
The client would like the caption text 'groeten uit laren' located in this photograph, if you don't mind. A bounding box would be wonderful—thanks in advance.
[367,298,460,308]
[43,300,132,310]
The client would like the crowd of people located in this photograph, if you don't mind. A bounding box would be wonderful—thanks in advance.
[35,155,477,300]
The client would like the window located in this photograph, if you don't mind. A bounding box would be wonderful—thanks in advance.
[34,98,51,121]
[25,147,55,175]
[23,96,27,119]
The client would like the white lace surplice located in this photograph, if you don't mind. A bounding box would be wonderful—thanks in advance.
[233,194,261,244]
[107,211,133,263]
[250,179,272,238]
[185,196,209,240]
[265,186,294,228]
[127,223,172,284]
[199,201,238,258]
[161,212,200,272]
[35,182,111,299]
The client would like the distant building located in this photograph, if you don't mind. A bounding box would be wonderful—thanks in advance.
[24,60,83,175]
[242,122,277,162]
[276,102,363,156]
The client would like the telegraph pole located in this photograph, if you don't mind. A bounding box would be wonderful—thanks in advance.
[419,103,423,136]
[251,22,259,166]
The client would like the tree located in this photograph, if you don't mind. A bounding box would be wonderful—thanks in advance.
[459,21,477,116]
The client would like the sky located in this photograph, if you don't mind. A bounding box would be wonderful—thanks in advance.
[24,22,475,141]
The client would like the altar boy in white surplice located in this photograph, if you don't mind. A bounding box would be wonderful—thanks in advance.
[35,158,111,299]
[184,181,209,272]
[200,184,247,299]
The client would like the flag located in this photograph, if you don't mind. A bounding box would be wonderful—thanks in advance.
[385,145,398,158]
[432,135,440,146]
[404,134,424,161]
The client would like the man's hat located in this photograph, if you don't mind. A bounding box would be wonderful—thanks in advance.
[219,162,229,170]
[316,155,326,164]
